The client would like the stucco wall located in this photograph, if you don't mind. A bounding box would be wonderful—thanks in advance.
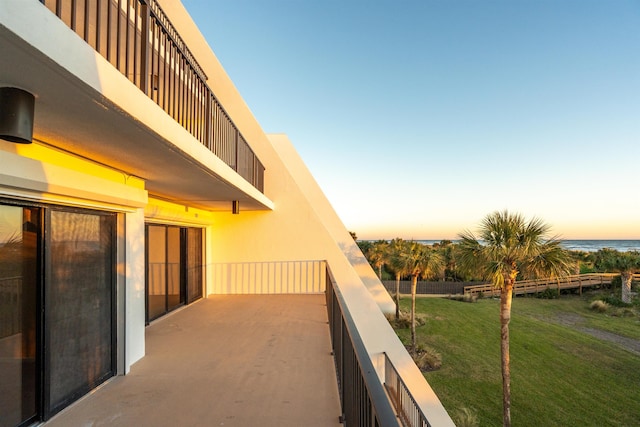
[206,134,395,312]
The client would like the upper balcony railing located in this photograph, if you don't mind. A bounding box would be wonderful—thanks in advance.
[38,0,264,193]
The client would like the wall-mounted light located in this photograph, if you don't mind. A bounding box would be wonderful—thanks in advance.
[0,87,35,144]
[232,200,240,214]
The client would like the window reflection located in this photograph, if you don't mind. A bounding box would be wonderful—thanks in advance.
[0,205,38,427]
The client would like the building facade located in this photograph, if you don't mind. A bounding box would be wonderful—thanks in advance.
[0,1,453,426]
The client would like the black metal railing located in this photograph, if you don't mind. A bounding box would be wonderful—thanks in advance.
[325,266,399,426]
[384,354,430,427]
[39,0,264,192]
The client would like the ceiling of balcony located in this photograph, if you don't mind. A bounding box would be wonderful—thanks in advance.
[0,24,271,212]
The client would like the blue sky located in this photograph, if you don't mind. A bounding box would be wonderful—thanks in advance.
[182,0,640,240]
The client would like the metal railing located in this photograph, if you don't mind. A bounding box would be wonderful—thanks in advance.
[210,260,327,294]
[325,266,400,426]
[384,354,430,427]
[39,0,264,192]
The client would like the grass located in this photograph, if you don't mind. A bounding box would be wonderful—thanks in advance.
[393,292,640,427]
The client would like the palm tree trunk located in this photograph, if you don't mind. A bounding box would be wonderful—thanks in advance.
[621,273,632,304]
[395,274,400,320]
[501,281,513,427]
[411,275,417,351]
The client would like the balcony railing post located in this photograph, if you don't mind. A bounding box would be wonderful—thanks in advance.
[205,92,212,151]
[139,0,151,94]
[234,128,239,173]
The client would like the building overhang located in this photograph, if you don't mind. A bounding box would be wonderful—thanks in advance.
[0,1,273,212]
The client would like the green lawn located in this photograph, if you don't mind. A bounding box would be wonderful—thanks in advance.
[394,294,640,426]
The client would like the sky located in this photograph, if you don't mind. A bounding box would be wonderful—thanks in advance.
[181,0,640,240]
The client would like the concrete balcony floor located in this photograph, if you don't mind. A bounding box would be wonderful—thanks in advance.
[46,295,341,427]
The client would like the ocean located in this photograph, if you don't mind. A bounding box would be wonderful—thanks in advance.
[415,240,640,253]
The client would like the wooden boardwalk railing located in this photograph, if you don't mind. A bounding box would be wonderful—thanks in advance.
[464,273,640,297]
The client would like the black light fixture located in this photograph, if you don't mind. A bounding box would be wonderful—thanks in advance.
[232,200,240,214]
[0,87,35,144]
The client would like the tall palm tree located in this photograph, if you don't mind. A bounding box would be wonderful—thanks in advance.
[399,241,443,351]
[387,238,409,320]
[595,249,640,303]
[457,211,572,427]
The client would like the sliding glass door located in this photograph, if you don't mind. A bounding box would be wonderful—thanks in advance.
[145,225,203,322]
[45,209,115,415]
[0,201,116,426]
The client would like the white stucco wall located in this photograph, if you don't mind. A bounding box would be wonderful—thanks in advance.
[124,208,147,372]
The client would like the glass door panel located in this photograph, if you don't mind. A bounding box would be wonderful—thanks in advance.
[186,228,203,303]
[166,227,182,311]
[146,225,167,321]
[46,210,115,416]
[0,205,39,427]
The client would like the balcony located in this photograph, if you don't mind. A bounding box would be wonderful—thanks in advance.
[34,263,454,426]
[0,0,271,212]
[37,0,264,193]
[44,295,342,426]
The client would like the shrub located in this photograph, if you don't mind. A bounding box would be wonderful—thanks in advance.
[447,293,478,303]
[463,293,478,303]
[412,343,442,372]
[611,307,636,318]
[454,407,479,427]
[386,311,426,329]
[580,265,596,274]
[589,300,609,313]
[601,294,631,308]
[537,288,559,299]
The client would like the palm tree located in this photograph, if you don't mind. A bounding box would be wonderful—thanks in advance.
[457,211,572,427]
[387,238,409,320]
[399,241,443,351]
[436,240,457,281]
[368,240,389,280]
[595,249,640,303]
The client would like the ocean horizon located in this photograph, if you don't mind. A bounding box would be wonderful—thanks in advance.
[405,240,640,253]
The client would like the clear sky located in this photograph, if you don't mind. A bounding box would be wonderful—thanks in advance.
[182,0,640,240]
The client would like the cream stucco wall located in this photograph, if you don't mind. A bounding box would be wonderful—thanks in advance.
[206,133,395,312]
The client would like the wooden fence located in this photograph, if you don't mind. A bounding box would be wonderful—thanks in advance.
[464,273,640,297]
